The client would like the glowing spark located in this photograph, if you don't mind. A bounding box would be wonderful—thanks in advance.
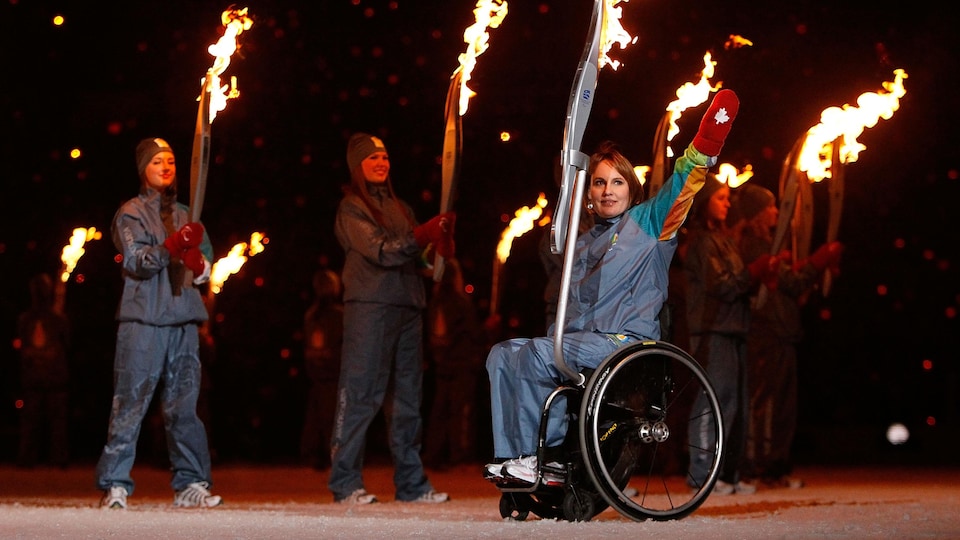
[455,0,508,116]
[496,193,549,263]
[60,227,102,283]
[209,231,268,294]
[798,69,908,182]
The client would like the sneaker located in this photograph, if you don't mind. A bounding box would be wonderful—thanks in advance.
[173,481,223,508]
[713,480,756,495]
[336,488,377,505]
[502,456,566,486]
[765,475,804,489]
[100,486,128,509]
[407,489,449,503]
[483,461,505,480]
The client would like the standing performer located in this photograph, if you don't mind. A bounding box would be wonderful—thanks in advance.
[329,132,454,504]
[96,137,221,510]
[485,90,740,483]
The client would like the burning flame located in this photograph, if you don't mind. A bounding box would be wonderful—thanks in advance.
[599,0,636,71]
[201,7,254,122]
[797,69,908,182]
[496,193,549,263]
[60,227,102,283]
[209,231,267,294]
[716,163,753,188]
[455,0,508,116]
[725,34,753,49]
[633,165,650,185]
[664,52,721,156]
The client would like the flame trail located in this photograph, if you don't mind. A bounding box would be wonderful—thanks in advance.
[59,227,102,283]
[209,232,268,295]
[491,194,549,315]
[797,69,908,182]
[455,0,508,116]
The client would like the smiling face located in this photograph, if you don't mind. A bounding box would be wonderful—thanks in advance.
[142,150,176,191]
[360,151,390,183]
[588,159,632,219]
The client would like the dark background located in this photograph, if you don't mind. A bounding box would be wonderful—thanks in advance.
[1,1,957,466]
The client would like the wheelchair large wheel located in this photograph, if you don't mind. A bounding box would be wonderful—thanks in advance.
[579,340,724,521]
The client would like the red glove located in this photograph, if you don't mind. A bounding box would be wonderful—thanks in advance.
[182,247,206,276]
[164,222,204,253]
[692,89,740,156]
[807,241,844,272]
[413,212,455,249]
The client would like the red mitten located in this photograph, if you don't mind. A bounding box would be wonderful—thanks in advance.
[413,212,455,248]
[808,241,844,271]
[164,222,204,253]
[692,89,740,156]
[182,247,206,275]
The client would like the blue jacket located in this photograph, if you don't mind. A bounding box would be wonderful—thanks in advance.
[555,144,712,341]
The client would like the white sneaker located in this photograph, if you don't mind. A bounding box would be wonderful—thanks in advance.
[407,489,449,503]
[483,462,505,480]
[173,481,223,508]
[502,456,565,486]
[337,488,377,505]
[713,480,756,495]
[100,486,128,509]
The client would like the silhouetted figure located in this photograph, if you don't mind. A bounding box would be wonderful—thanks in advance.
[423,258,486,467]
[300,268,344,470]
[16,273,70,468]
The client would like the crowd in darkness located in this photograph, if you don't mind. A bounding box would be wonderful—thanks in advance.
[2,1,959,467]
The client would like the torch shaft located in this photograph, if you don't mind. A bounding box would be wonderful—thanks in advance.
[189,71,213,224]
[433,71,463,283]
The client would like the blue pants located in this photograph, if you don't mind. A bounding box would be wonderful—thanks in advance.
[95,322,213,494]
[486,331,626,459]
[328,302,433,501]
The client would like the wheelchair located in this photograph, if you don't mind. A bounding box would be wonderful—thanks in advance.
[492,339,725,522]
[491,121,725,521]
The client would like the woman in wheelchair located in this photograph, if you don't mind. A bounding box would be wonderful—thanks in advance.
[484,90,740,486]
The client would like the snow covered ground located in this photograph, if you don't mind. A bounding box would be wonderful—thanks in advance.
[2,463,959,539]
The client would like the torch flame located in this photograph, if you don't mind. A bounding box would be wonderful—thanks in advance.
[716,163,753,188]
[797,68,908,182]
[496,193,549,263]
[60,227,102,283]
[664,52,721,156]
[724,34,753,49]
[456,0,508,116]
[201,7,254,122]
[598,0,635,71]
[209,231,268,295]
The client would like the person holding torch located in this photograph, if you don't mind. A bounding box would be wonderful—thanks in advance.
[329,133,454,505]
[485,90,740,485]
[96,137,220,510]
